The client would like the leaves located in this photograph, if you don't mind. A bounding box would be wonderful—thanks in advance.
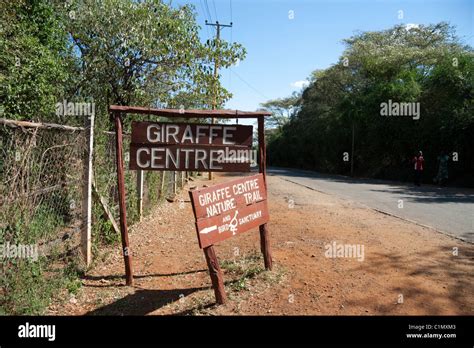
[1,0,247,125]
[267,23,474,185]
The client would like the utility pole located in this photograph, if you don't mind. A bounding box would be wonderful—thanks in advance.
[205,20,232,180]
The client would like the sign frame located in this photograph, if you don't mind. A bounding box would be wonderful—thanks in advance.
[109,105,272,305]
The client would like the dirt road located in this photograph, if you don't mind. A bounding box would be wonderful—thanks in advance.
[48,172,474,315]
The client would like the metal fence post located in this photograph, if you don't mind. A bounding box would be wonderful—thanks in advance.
[82,113,94,266]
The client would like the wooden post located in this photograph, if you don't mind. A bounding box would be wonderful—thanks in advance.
[159,171,166,199]
[114,113,134,286]
[136,170,144,221]
[81,113,94,267]
[173,171,177,194]
[257,116,273,270]
[203,245,227,304]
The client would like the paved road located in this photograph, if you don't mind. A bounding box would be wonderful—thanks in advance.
[268,167,474,243]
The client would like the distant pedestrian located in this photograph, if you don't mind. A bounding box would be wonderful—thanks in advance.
[435,151,449,186]
[412,151,424,186]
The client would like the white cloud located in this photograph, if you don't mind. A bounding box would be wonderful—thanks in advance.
[405,23,420,31]
[290,80,309,89]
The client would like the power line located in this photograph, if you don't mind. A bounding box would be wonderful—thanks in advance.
[199,0,212,38]
[212,0,218,22]
[230,68,270,100]
[204,0,213,24]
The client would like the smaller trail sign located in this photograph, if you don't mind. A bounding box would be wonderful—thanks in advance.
[189,174,269,248]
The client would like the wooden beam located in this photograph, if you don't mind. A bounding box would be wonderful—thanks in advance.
[0,118,85,131]
[108,105,271,118]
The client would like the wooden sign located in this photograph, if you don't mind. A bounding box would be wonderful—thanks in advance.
[110,105,272,306]
[131,121,253,146]
[189,174,269,248]
[129,121,254,172]
[129,144,253,172]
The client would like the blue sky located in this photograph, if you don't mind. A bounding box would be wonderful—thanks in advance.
[175,0,473,118]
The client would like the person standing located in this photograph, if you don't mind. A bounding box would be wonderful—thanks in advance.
[412,151,424,186]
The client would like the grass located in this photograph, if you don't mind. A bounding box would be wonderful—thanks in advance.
[220,252,266,292]
[0,253,83,315]
[180,252,287,315]
[0,154,195,315]
[0,202,83,315]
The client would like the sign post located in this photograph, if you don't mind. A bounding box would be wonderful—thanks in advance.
[258,115,272,270]
[114,113,133,286]
[189,174,269,303]
[203,245,227,304]
[109,106,272,302]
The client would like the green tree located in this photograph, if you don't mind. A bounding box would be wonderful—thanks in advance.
[54,0,246,129]
[268,23,473,186]
[0,0,75,121]
[260,92,301,129]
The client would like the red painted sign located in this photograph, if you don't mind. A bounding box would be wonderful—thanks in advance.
[129,121,254,172]
[131,121,253,146]
[189,174,269,248]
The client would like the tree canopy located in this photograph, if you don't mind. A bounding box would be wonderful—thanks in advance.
[267,23,473,186]
[1,0,246,125]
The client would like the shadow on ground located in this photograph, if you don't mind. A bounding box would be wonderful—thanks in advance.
[343,245,474,314]
[83,269,207,285]
[83,268,265,315]
[85,286,210,315]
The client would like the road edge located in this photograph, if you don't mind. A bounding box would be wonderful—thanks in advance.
[274,175,472,245]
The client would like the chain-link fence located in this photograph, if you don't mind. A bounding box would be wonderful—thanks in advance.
[0,117,192,256]
[0,119,86,252]
[0,117,193,314]
[0,119,87,314]
[92,130,188,246]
